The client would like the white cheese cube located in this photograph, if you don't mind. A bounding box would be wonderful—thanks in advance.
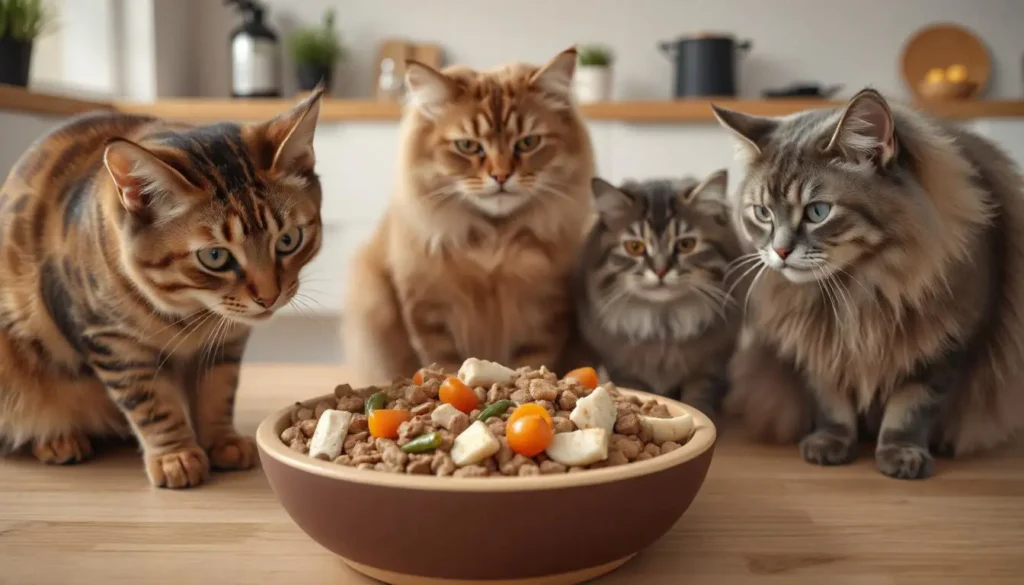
[308,409,353,460]
[450,420,500,467]
[430,403,463,430]
[544,428,610,467]
[569,385,617,434]
[641,412,695,444]
[457,358,516,388]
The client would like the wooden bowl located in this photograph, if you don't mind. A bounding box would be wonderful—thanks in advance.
[917,79,979,101]
[256,388,717,585]
[900,23,990,100]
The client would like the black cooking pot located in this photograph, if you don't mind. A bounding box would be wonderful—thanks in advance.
[658,34,752,98]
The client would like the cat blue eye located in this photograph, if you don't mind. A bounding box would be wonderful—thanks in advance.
[197,247,233,271]
[752,205,772,222]
[276,227,303,255]
[804,202,833,223]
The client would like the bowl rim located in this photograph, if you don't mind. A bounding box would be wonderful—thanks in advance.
[256,386,717,493]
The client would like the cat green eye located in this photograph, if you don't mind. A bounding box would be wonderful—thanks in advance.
[752,205,772,222]
[276,227,303,255]
[804,202,833,223]
[676,237,697,253]
[197,247,233,271]
[514,135,541,153]
[623,240,646,256]
[454,139,482,155]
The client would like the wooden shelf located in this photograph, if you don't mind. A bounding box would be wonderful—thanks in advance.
[0,83,112,117]
[112,97,1024,123]
[4,83,1024,123]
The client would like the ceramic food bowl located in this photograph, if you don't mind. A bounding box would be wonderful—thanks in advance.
[256,388,716,585]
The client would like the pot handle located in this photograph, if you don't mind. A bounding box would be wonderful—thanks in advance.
[736,39,753,53]
[657,41,677,60]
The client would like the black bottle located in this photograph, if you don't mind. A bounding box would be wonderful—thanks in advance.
[225,0,281,98]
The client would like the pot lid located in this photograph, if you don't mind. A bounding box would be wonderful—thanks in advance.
[677,31,737,41]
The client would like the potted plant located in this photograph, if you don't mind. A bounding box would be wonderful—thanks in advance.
[288,7,344,94]
[0,0,54,87]
[574,44,614,103]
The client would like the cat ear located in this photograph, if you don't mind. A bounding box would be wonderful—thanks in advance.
[711,104,777,159]
[825,88,896,167]
[685,169,729,206]
[267,84,324,175]
[405,60,458,119]
[592,177,636,229]
[529,47,577,110]
[683,169,730,221]
[103,138,201,218]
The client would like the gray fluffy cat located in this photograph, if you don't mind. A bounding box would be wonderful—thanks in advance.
[573,171,744,418]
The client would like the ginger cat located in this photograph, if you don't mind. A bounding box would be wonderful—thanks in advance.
[0,90,324,488]
[343,48,596,385]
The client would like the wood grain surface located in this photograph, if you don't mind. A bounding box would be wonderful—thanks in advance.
[1,364,1021,585]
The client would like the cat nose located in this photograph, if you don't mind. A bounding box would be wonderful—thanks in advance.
[773,247,793,260]
[490,172,510,185]
[247,284,280,308]
[655,267,669,278]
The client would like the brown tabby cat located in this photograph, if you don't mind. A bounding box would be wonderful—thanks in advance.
[0,89,324,488]
[342,48,596,385]
[715,88,1024,479]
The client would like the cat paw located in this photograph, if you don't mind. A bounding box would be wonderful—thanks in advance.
[208,434,258,471]
[799,430,857,466]
[32,432,94,465]
[876,443,935,480]
[145,444,210,488]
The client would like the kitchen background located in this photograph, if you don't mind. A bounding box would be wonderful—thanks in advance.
[2,0,1023,364]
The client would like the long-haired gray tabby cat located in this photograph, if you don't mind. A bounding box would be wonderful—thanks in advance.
[573,171,744,418]
[716,87,1024,480]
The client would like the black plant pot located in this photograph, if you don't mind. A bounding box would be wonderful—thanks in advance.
[296,62,332,93]
[0,37,33,87]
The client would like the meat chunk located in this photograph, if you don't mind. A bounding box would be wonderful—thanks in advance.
[661,441,682,454]
[299,419,318,438]
[509,389,532,405]
[529,379,559,402]
[405,385,429,406]
[487,385,509,403]
[406,454,433,475]
[431,452,456,477]
[411,401,435,417]
[348,414,369,434]
[557,390,578,411]
[336,395,365,413]
[453,465,489,478]
[615,413,641,435]
[539,460,567,474]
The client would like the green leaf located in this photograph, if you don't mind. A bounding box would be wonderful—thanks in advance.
[287,7,345,67]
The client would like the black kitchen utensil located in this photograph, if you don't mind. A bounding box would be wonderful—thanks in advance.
[658,34,752,98]
[762,83,843,99]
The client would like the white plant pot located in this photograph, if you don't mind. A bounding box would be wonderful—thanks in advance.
[574,65,613,103]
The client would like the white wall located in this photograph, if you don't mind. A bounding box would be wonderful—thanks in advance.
[193,0,1024,100]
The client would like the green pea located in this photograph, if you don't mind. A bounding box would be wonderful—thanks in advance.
[475,399,514,422]
[365,391,387,414]
[400,431,443,454]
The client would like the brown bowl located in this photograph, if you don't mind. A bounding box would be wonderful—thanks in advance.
[917,79,978,101]
[256,388,716,585]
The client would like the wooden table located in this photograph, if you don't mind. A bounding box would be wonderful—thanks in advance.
[1,364,1022,585]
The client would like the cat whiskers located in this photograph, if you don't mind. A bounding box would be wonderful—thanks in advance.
[689,282,732,322]
[743,264,769,317]
[811,264,843,326]
[726,254,766,302]
[150,310,218,390]
[724,253,762,283]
